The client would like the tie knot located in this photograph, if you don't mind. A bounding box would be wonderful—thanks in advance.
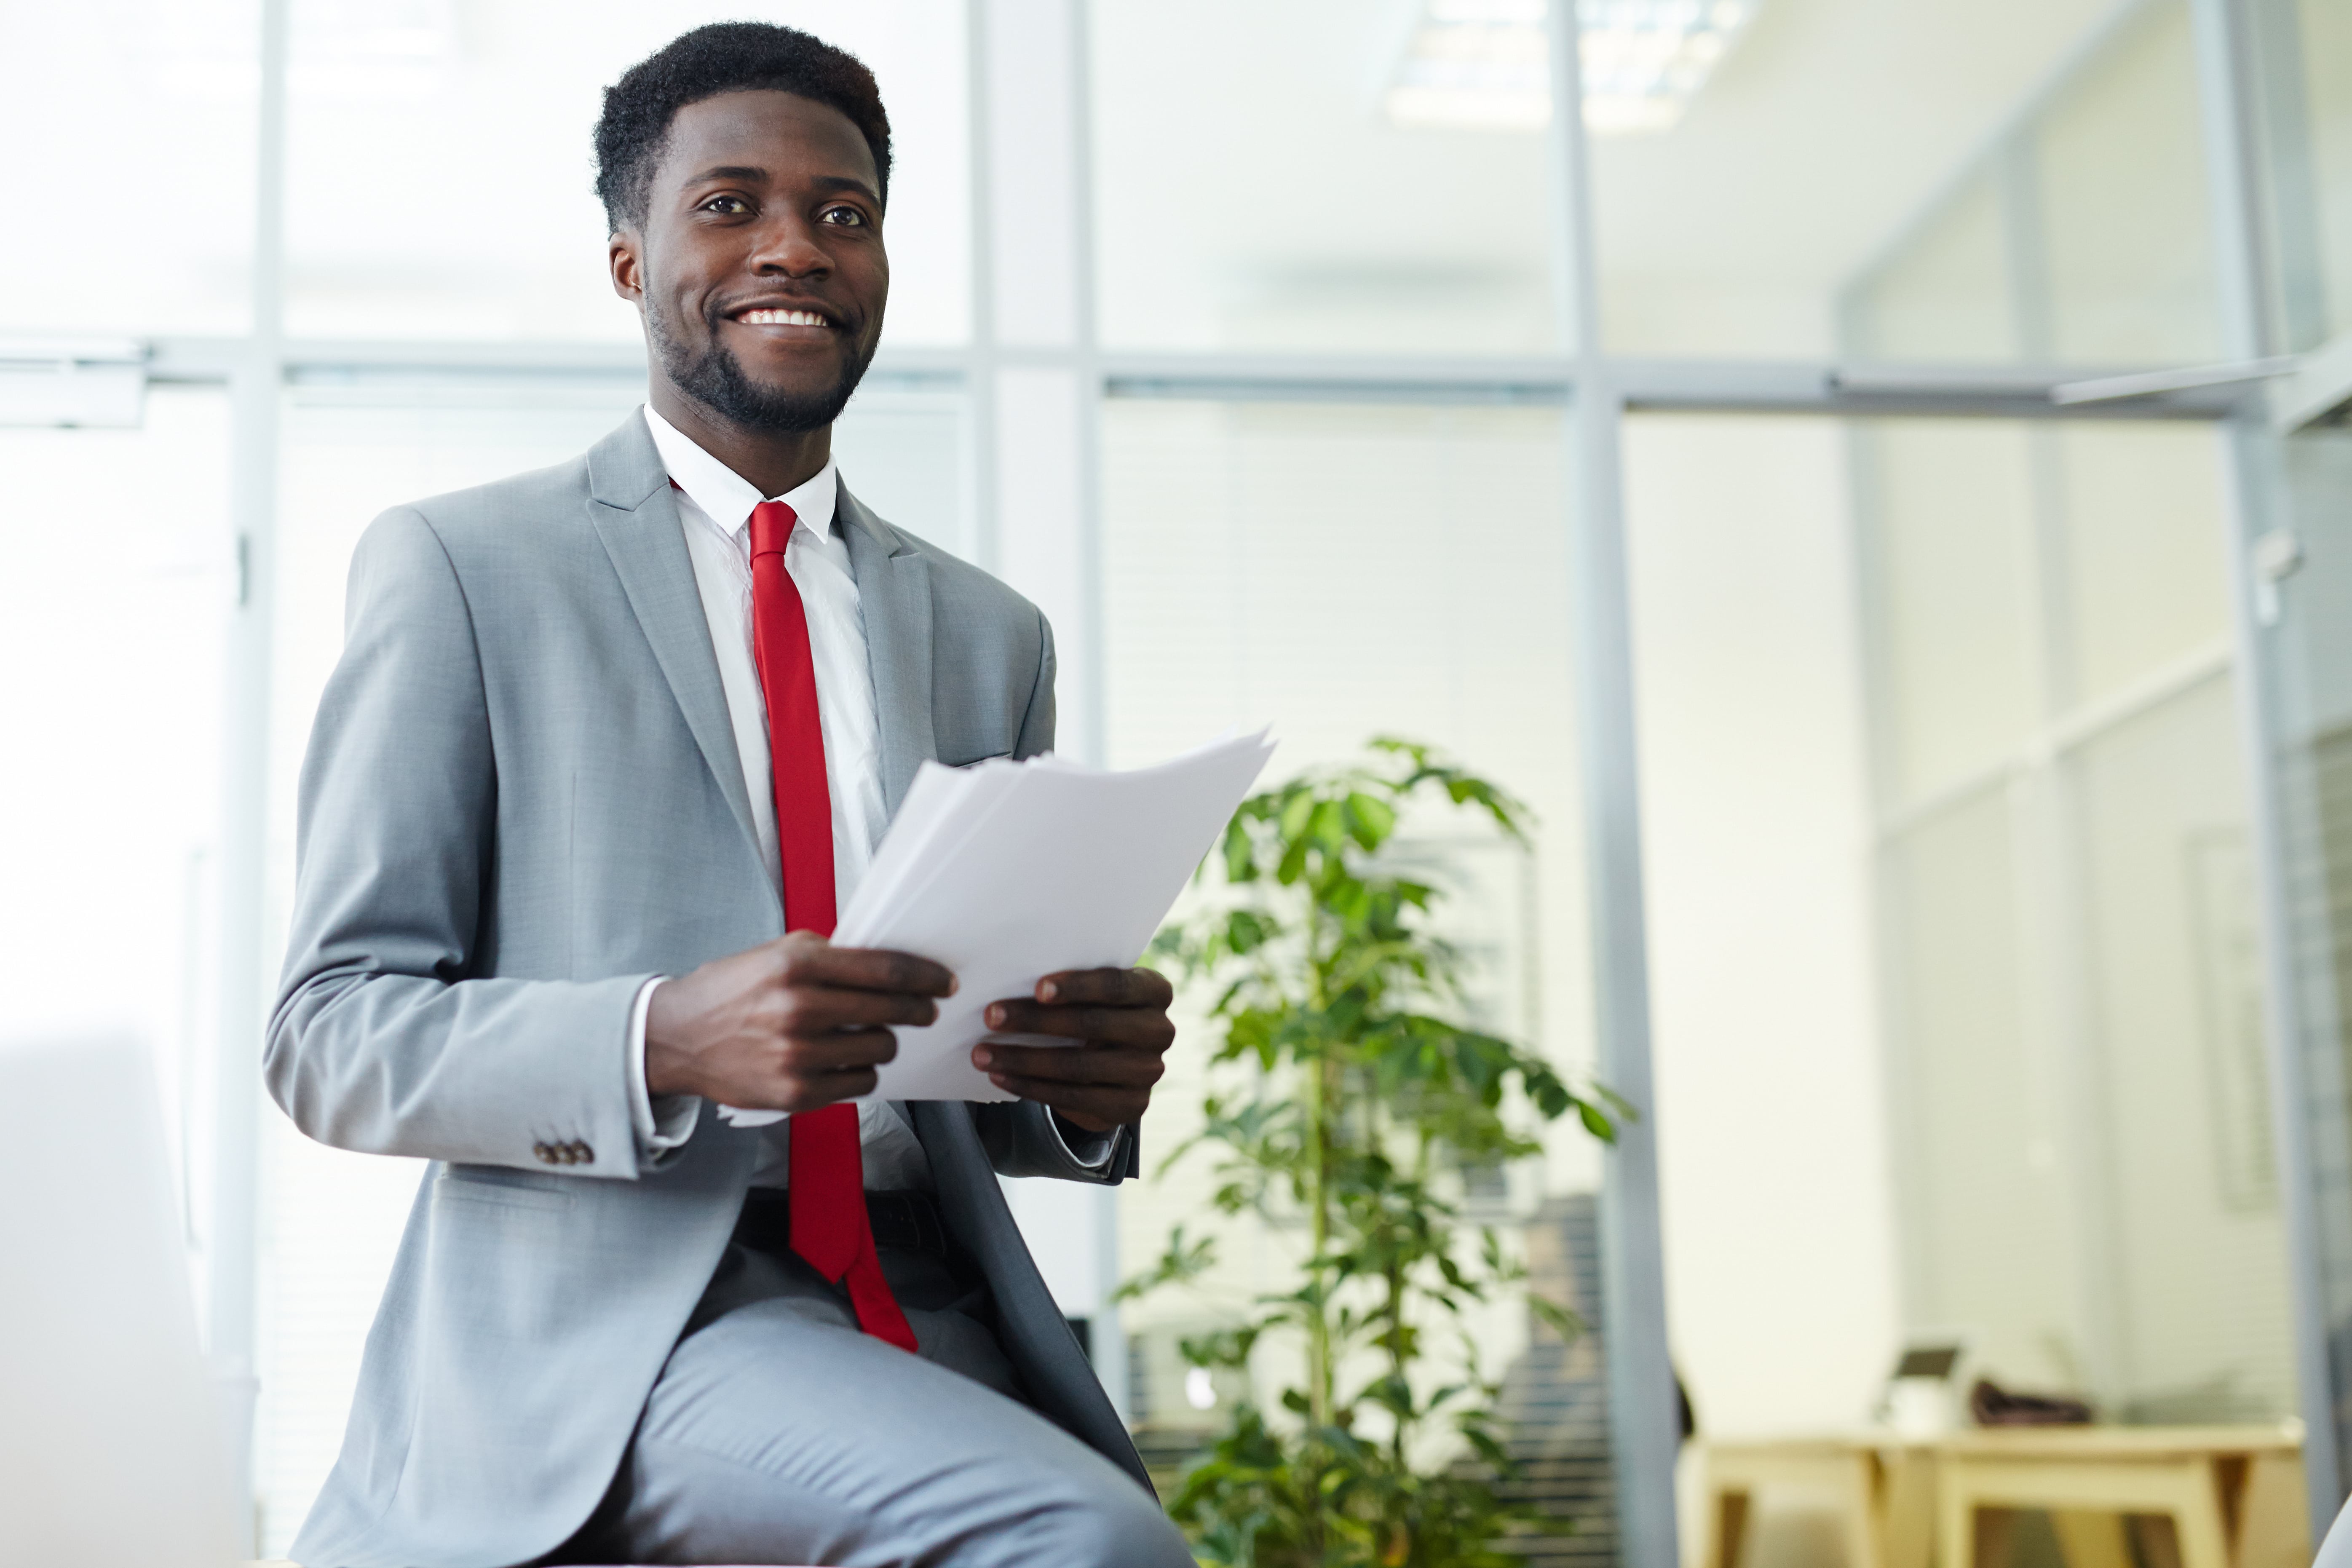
[749,499,798,558]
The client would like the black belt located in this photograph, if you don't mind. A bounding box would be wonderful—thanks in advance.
[733,1186,951,1260]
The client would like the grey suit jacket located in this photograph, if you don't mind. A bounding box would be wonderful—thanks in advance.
[267,413,1146,1568]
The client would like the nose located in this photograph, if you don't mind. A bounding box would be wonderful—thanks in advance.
[746,211,829,279]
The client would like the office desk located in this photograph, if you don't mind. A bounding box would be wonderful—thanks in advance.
[1701,1424,2306,1568]
[1702,1436,1936,1568]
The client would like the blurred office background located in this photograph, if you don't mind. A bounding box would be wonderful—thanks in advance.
[5,0,2352,1561]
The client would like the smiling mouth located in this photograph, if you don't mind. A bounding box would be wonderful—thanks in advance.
[733,306,834,327]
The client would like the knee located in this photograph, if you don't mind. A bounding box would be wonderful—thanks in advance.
[1029,1479,1193,1568]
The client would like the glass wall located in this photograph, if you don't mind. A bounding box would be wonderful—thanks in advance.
[0,388,236,1308]
[1602,0,2220,359]
[0,2,260,336]
[2243,416,2352,1495]
[1622,407,2296,1560]
[2200,0,2352,1508]
[2250,0,2352,351]
[1618,412,1893,1445]
[1855,414,2290,1424]
[1086,0,1563,355]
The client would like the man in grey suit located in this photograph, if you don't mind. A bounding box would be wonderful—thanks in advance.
[268,23,1196,1568]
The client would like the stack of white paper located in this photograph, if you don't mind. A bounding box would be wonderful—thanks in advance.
[728,728,1275,1110]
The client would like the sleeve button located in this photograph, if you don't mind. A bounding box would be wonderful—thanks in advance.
[532,1142,557,1164]
[570,1141,594,1164]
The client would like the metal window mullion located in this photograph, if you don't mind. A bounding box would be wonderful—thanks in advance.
[1544,7,1679,1566]
[212,0,290,1554]
[1066,0,1106,771]
[144,337,2275,420]
[963,0,1001,573]
[1062,0,1124,1420]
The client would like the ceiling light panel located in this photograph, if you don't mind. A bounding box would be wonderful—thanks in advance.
[1384,0,1760,136]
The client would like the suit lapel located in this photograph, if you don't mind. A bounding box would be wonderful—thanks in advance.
[840,484,937,815]
[582,415,763,862]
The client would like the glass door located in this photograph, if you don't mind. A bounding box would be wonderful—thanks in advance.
[2213,0,2352,1521]
[2227,396,2352,1520]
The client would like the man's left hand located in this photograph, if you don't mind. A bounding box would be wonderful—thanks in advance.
[972,968,1176,1132]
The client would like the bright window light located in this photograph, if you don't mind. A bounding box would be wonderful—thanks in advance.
[1383,0,1760,136]
[1184,1366,1219,1410]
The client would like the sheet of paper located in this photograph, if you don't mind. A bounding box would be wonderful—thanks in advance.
[850,729,1274,1099]
[717,729,1274,1119]
[837,758,1022,941]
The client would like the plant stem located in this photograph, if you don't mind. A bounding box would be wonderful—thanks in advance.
[1306,1051,1332,1433]
[1391,1130,1428,1475]
[1303,897,1336,1563]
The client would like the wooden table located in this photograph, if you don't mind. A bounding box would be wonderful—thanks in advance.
[1702,1436,1937,1568]
[1701,1424,2307,1568]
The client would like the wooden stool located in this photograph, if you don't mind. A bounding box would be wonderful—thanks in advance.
[1935,1425,2307,1568]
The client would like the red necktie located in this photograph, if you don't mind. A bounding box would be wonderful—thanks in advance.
[747,498,918,1353]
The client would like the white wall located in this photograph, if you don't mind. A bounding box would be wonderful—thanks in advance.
[1622,413,1899,1436]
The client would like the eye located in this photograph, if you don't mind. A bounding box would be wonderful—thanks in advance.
[698,194,752,217]
[819,204,868,227]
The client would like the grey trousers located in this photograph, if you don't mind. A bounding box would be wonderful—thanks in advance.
[554,1241,1194,1568]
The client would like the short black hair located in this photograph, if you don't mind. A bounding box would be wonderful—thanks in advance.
[593,22,892,234]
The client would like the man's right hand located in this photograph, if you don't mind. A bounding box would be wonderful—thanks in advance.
[643,932,955,1111]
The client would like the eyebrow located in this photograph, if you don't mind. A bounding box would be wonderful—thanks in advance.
[812,174,881,202]
[682,166,879,203]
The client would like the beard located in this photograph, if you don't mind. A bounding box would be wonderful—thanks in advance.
[646,294,876,434]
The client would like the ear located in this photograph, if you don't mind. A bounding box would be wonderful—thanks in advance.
[609,230,645,305]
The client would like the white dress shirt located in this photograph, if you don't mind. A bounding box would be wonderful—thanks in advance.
[629,404,931,1190]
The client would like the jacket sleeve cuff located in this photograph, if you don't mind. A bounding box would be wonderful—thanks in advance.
[1049,1111,1116,1170]
[974,1100,1138,1183]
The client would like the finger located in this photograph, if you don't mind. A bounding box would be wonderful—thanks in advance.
[780,1027,901,1076]
[1032,966,1174,1009]
[719,1060,883,1114]
[781,986,940,1035]
[778,1065,883,1111]
[787,940,957,998]
[987,1076,1145,1130]
[982,999,1176,1049]
[972,1041,1165,1087]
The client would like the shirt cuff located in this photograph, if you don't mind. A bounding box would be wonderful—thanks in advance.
[627,977,701,1155]
[1048,1110,1117,1170]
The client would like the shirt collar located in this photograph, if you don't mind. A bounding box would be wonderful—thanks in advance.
[642,403,838,541]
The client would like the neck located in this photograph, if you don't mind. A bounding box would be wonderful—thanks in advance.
[648,381,833,500]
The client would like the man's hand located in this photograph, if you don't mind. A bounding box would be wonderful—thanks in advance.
[645,932,955,1112]
[971,968,1176,1133]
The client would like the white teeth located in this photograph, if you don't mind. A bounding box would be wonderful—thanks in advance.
[738,308,829,327]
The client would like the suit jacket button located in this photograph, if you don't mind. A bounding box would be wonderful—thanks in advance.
[533,1142,557,1164]
[571,1141,593,1164]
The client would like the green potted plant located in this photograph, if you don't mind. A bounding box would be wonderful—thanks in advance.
[1125,738,1626,1568]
